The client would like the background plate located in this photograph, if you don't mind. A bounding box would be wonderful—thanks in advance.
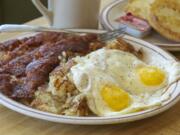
[100,0,180,51]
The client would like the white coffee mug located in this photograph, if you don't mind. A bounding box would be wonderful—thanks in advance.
[32,0,101,29]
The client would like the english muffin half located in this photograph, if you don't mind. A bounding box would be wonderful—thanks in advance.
[148,0,180,42]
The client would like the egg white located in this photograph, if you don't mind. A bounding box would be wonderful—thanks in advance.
[68,48,180,116]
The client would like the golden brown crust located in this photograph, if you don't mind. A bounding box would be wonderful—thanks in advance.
[31,87,90,116]
[148,0,180,42]
[106,38,143,59]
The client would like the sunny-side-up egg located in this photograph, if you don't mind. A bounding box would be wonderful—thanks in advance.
[67,48,180,116]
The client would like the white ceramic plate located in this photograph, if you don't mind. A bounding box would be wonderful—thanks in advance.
[0,30,180,125]
[100,0,180,51]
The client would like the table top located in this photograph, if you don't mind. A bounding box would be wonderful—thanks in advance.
[0,1,180,135]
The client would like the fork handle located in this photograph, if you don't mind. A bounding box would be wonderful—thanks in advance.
[0,24,69,33]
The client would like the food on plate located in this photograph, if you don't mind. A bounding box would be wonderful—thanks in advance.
[0,32,103,99]
[0,32,179,117]
[65,46,179,116]
[123,0,180,41]
[148,0,180,42]
[31,59,91,116]
[125,0,155,20]
[31,37,142,116]
[115,13,151,38]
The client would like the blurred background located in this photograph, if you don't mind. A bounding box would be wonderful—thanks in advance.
[0,0,47,24]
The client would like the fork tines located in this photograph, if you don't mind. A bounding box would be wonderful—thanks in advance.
[99,27,126,41]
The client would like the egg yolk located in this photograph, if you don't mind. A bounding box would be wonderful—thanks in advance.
[101,85,131,111]
[137,66,166,86]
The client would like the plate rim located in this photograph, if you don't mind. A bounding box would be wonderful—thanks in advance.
[99,0,180,48]
[0,31,180,125]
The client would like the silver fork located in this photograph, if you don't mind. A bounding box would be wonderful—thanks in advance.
[0,24,126,41]
[98,28,126,41]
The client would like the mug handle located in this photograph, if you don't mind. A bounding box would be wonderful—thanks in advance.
[31,0,53,25]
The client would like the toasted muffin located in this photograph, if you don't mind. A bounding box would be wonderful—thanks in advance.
[148,0,180,42]
[125,0,155,20]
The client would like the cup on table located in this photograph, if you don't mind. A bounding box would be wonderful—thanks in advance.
[31,0,101,29]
